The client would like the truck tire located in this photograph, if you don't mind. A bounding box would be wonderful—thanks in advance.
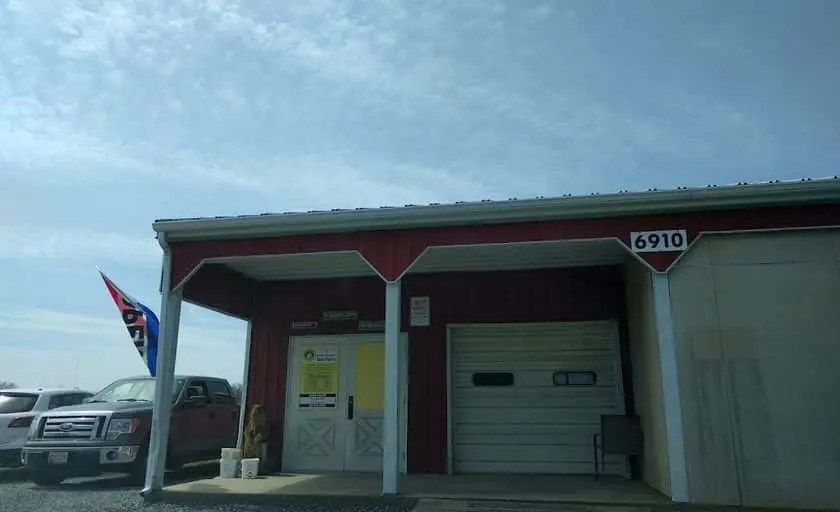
[31,471,66,486]
[165,434,184,470]
[128,437,181,484]
[128,440,149,485]
[165,457,183,471]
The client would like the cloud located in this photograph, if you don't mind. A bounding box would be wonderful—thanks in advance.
[2,0,430,103]
[0,225,160,264]
[0,343,245,393]
[0,0,782,205]
[0,307,247,390]
[0,307,240,351]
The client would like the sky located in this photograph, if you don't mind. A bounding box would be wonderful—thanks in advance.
[1,0,839,391]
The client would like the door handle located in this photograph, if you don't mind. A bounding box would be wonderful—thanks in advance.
[347,396,354,420]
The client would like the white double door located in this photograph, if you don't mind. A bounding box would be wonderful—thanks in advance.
[283,334,407,473]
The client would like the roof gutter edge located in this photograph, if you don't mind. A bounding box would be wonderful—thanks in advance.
[153,181,840,241]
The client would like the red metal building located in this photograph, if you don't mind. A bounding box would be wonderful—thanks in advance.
[142,178,840,509]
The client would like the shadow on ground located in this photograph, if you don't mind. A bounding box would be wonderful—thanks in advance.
[13,461,218,492]
[0,467,29,483]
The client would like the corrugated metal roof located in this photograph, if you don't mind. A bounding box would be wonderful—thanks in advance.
[154,175,840,242]
[155,176,839,224]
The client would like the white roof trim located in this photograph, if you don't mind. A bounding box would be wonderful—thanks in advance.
[153,178,840,242]
[173,250,385,289]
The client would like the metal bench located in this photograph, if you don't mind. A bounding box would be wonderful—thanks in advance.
[593,414,643,478]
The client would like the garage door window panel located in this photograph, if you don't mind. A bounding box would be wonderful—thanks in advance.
[553,371,598,386]
[471,372,514,387]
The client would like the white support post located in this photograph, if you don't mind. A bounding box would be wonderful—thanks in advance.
[236,320,253,450]
[141,248,183,496]
[651,272,689,503]
[382,279,402,495]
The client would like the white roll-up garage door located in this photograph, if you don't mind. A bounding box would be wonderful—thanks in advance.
[449,321,626,475]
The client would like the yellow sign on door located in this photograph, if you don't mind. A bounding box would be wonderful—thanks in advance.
[354,342,385,410]
[298,346,338,408]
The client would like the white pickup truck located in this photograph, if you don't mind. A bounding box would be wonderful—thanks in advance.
[0,388,93,467]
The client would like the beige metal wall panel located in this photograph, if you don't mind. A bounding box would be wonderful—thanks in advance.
[669,257,741,505]
[624,259,671,496]
[708,229,837,266]
[670,229,840,509]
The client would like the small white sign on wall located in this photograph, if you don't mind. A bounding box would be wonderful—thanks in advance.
[629,229,689,253]
[410,296,430,327]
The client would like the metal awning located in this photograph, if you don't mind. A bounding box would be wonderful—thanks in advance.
[407,239,628,275]
[213,250,378,281]
[197,239,631,284]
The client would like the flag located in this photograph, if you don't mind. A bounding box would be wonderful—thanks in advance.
[98,270,159,377]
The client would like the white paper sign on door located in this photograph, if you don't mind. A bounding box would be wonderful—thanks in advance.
[298,347,338,408]
[410,296,430,327]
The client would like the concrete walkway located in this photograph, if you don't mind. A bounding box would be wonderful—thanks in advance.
[411,499,658,512]
[155,473,668,509]
[155,473,830,511]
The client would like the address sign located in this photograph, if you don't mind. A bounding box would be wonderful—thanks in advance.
[629,230,688,253]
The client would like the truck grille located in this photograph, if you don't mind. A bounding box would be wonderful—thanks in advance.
[40,415,104,440]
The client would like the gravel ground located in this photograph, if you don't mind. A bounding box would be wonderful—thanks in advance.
[0,467,416,512]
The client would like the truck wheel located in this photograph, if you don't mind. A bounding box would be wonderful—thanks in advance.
[165,435,183,470]
[128,460,147,484]
[128,441,150,485]
[165,457,183,471]
[31,471,65,486]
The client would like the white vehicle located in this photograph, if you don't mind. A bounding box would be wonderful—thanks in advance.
[0,388,93,467]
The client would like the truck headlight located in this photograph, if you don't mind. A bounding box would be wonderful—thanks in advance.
[106,417,140,439]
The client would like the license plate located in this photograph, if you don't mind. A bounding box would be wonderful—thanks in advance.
[48,452,68,464]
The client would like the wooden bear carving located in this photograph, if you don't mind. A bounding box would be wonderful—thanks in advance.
[243,403,270,459]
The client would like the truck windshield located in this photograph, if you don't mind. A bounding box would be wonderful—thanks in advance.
[88,378,185,403]
[0,392,38,413]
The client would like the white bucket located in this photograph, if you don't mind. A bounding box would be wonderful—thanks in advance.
[219,458,239,479]
[220,448,242,460]
[240,457,260,479]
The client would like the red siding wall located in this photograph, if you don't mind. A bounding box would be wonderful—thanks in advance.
[246,277,385,467]
[169,203,840,286]
[182,264,255,319]
[246,266,624,474]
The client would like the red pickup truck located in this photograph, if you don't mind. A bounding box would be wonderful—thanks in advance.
[21,375,239,486]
